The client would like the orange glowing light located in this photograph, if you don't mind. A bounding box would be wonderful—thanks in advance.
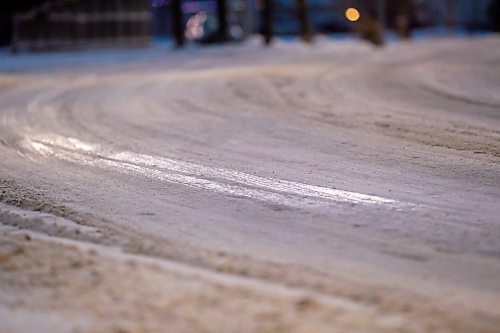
[345,7,361,22]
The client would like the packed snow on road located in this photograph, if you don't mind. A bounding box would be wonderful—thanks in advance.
[1,36,499,332]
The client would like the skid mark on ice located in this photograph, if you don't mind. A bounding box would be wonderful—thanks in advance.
[21,135,405,209]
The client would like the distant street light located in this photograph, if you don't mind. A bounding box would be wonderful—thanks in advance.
[345,7,361,22]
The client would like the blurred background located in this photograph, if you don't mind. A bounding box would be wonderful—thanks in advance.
[0,0,499,51]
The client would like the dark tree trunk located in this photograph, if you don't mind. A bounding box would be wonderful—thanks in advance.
[216,0,228,42]
[171,0,184,48]
[261,0,273,45]
[295,0,312,42]
[445,0,456,34]
[489,0,500,32]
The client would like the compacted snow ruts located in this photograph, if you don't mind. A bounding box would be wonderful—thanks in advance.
[0,37,499,332]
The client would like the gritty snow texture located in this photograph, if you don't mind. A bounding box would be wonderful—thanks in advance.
[0,36,499,332]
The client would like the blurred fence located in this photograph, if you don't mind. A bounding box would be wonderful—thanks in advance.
[12,0,151,51]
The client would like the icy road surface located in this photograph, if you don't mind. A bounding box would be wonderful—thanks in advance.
[1,37,500,332]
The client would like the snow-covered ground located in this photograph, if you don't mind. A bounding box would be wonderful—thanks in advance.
[0,36,499,332]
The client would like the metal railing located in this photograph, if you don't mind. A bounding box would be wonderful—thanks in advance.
[12,0,151,52]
